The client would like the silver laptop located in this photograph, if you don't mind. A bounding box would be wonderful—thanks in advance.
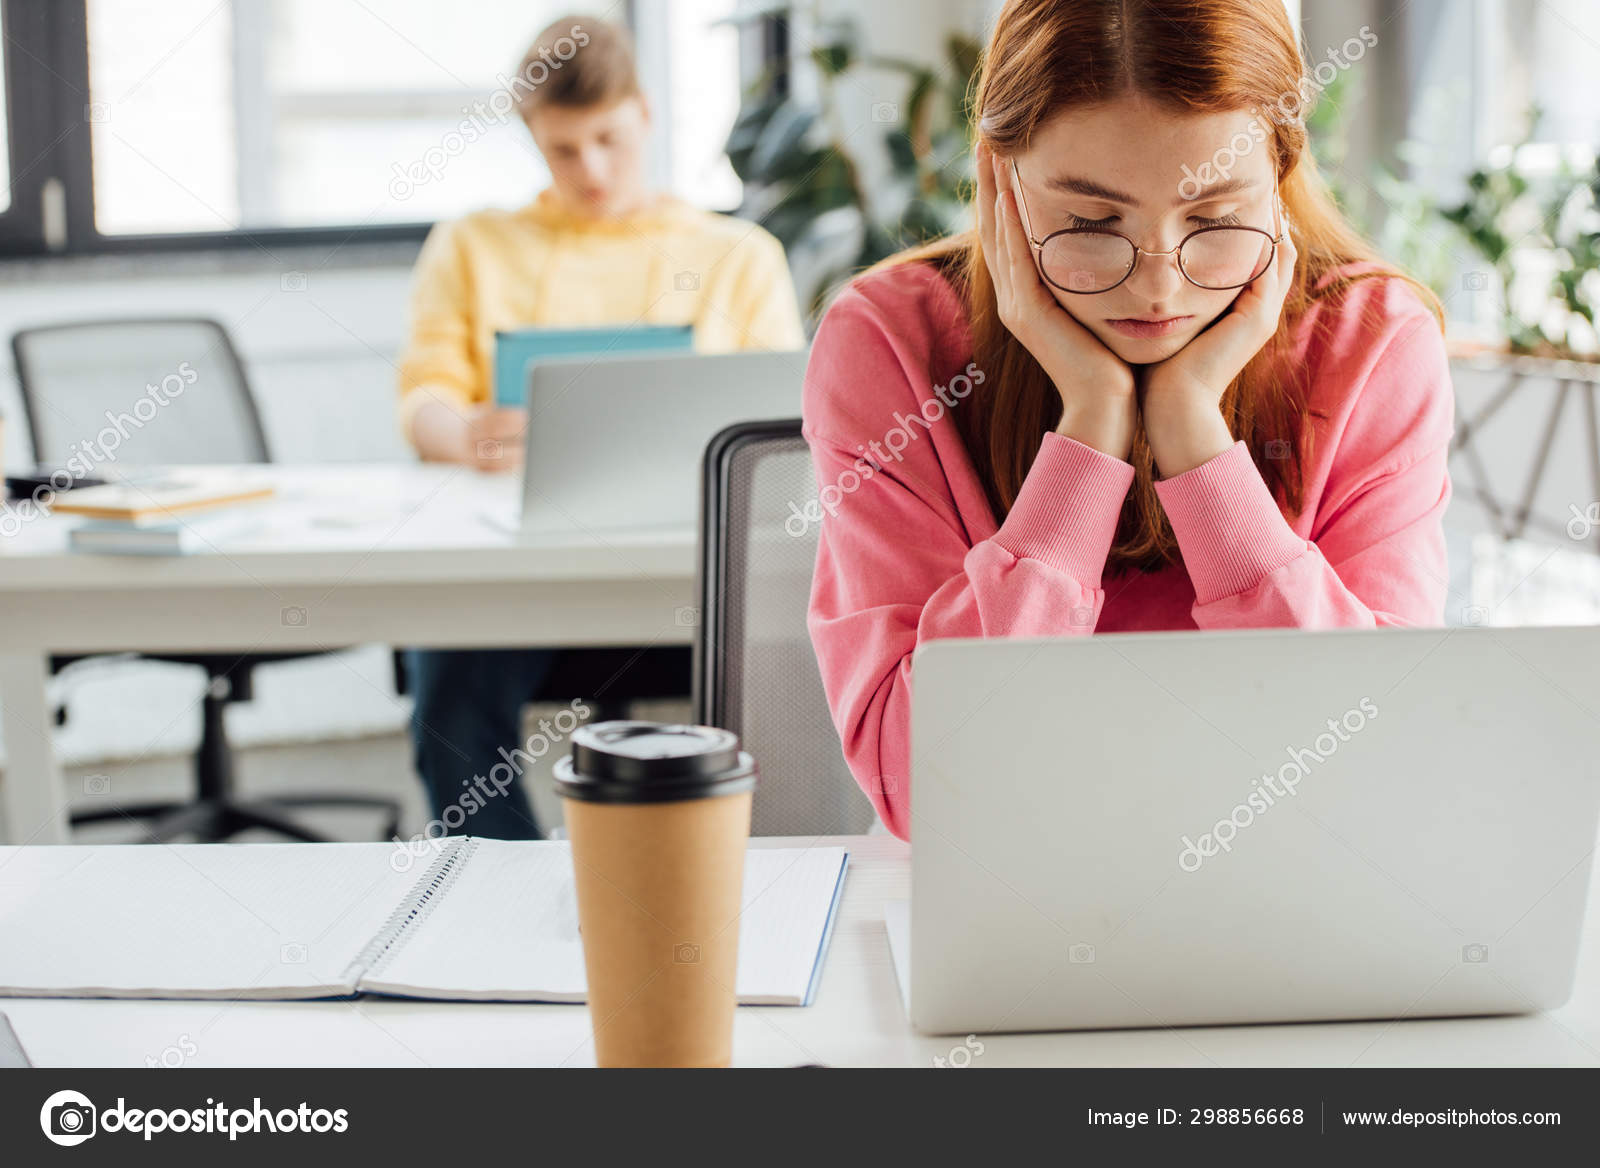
[516,349,808,535]
[906,625,1600,1034]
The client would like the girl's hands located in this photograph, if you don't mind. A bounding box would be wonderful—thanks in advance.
[973,141,1294,475]
[1140,222,1298,477]
[975,141,1138,462]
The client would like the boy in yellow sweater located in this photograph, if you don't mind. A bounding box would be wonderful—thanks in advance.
[397,14,803,838]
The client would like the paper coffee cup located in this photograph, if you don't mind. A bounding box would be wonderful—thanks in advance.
[553,721,756,1068]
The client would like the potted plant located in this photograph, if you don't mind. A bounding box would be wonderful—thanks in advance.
[723,6,981,318]
[1428,108,1600,364]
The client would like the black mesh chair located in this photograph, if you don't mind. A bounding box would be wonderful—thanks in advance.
[694,419,877,836]
[11,317,402,843]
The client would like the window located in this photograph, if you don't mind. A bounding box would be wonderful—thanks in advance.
[1388,0,1600,335]
[0,0,746,254]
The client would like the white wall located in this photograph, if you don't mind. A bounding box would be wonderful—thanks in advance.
[0,249,419,472]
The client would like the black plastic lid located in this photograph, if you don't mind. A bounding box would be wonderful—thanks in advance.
[553,720,757,804]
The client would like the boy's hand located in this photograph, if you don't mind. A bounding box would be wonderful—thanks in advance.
[408,396,527,471]
[465,407,527,472]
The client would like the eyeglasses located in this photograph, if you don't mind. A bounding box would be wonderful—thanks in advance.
[1009,158,1284,294]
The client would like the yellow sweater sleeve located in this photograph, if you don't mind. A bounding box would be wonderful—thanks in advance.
[720,228,807,352]
[396,220,482,439]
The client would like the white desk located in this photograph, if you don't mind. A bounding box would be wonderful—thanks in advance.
[4,834,1599,1067]
[0,464,698,845]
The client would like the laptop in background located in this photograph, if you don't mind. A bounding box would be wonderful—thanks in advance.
[902,625,1600,1034]
[492,323,695,407]
[514,348,809,535]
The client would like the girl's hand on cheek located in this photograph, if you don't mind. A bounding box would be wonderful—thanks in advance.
[1141,226,1297,477]
[976,141,1139,462]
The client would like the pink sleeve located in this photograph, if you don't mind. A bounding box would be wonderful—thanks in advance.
[803,285,1134,840]
[1154,312,1454,629]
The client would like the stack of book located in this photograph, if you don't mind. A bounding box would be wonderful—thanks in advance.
[51,471,276,556]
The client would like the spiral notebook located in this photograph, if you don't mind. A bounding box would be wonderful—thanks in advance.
[0,838,848,1006]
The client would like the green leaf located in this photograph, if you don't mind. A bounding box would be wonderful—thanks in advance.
[812,42,852,76]
[811,17,862,76]
[745,102,820,182]
[905,69,937,137]
[945,34,981,85]
[724,95,784,180]
[884,129,917,172]
[759,202,828,249]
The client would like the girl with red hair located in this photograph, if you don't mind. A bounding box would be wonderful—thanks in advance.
[803,0,1453,840]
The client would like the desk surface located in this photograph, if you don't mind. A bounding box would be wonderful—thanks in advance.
[0,463,696,590]
[0,462,698,655]
[5,834,1598,1068]
[0,463,700,845]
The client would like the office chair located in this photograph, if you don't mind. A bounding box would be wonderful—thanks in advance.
[694,419,877,836]
[389,648,691,730]
[11,317,402,843]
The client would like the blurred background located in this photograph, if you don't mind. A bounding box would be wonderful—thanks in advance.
[1,0,1596,838]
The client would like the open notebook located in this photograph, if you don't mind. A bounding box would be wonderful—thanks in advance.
[0,839,848,1006]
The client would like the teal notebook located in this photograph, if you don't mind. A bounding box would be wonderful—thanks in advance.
[493,323,695,407]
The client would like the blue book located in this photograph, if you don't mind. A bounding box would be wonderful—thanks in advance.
[69,510,269,556]
[493,323,695,407]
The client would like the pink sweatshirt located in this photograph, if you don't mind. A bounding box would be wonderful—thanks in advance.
[802,261,1454,841]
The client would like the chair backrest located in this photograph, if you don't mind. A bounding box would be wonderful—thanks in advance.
[695,419,877,836]
[11,317,270,467]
